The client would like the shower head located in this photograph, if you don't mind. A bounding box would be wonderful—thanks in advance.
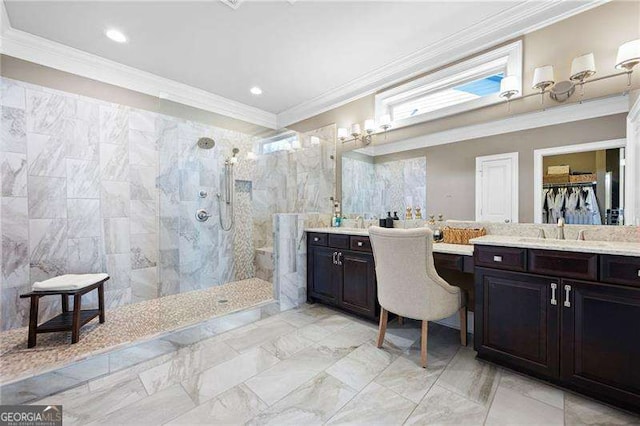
[197,137,216,149]
[232,147,240,156]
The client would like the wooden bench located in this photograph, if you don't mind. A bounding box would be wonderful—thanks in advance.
[20,276,109,347]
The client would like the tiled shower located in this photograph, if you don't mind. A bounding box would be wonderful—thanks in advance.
[0,76,335,331]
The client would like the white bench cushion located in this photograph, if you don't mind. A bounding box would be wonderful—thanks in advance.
[32,273,109,291]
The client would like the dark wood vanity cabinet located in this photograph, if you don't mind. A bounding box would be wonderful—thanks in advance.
[475,268,559,378]
[475,245,640,413]
[308,246,341,304]
[307,233,377,319]
[561,280,640,410]
[341,251,377,318]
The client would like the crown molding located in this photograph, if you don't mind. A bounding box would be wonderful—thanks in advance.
[276,0,609,128]
[355,95,629,157]
[0,6,277,129]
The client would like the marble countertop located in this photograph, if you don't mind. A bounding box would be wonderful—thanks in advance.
[306,227,640,257]
[306,227,369,236]
[470,235,640,257]
[305,227,474,256]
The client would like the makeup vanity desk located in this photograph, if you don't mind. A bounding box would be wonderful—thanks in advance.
[304,227,475,322]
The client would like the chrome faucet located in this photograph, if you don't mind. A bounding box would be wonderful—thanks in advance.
[355,216,364,229]
[557,218,565,240]
[577,229,587,241]
[537,228,546,239]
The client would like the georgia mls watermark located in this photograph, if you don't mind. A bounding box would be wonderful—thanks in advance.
[0,405,62,426]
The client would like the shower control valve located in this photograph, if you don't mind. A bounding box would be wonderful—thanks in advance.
[195,209,211,222]
[198,190,208,198]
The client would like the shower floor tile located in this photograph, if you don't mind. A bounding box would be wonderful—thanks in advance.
[0,278,274,385]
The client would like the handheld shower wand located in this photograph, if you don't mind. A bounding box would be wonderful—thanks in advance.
[217,148,239,231]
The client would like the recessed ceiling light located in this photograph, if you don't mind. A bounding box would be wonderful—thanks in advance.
[106,29,127,43]
[250,87,263,95]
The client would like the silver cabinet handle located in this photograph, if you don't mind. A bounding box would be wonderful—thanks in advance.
[493,256,503,263]
[564,284,571,308]
[357,241,363,247]
[332,252,337,265]
[550,283,557,306]
[313,237,320,242]
[637,269,640,278]
[337,252,343,265]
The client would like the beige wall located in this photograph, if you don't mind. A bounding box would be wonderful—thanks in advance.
[0,55,268,135]
[289,1,639,148]
[362,114,626,223]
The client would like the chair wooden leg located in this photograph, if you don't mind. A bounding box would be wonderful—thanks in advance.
[377,308,388,348]
[61,294,69,312]
[98,283,105,323]
[398,316,404,326]
[459,307,468,346]
[421,320,428,368]
[71,293,82,344]
[28,296,39,348]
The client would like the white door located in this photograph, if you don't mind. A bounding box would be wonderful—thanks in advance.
[476,153,519,223]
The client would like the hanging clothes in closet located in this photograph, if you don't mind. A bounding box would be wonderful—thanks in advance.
[542,184,602,225]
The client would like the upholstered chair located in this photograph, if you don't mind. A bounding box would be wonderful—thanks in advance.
[369,226,467,368]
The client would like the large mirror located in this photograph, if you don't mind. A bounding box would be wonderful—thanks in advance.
[340,137,628,226]
[535,140,626,226]
[341,151,427,219]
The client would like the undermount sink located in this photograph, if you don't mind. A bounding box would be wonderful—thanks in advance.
[516,237,608,247]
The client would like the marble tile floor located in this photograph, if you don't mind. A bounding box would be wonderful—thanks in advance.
[0,278,274,386]
[16,304,640,425]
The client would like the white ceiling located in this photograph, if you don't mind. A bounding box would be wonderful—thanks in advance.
[2,1,603,128]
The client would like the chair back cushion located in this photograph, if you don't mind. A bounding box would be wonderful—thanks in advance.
[369,227,460,320]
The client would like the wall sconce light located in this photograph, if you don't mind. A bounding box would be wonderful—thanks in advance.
[379,114,392,131]
[499,75,520,100]
[499,39,639,111]
[569,53,596,83]
[499,75,520,111]
[532,65,555,91]
[246,151,257,160]
[532,65,555,105]
[616,39,640,85]
[338,116,394,145]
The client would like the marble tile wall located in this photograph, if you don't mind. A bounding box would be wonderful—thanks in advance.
[0,77,259,330]
[254,247,274,283]
[253,125,336,251]
[273,213,332,311]
[342,156,427,218]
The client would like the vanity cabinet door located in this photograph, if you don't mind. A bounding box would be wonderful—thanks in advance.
[475,268,560,379]
[340,251,377,319]
[308,246,341,303]
[561,280,640,411]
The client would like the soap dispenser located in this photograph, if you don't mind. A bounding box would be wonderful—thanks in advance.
[385,212,393,228]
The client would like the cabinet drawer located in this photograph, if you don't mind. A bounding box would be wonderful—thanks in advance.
[601,255,640,287]
[475,246,527,272]
[434,253,463,272]
[308,233,327,246]
[328,234,350,249]
[529,250,597,281]
[350,236,372,252]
